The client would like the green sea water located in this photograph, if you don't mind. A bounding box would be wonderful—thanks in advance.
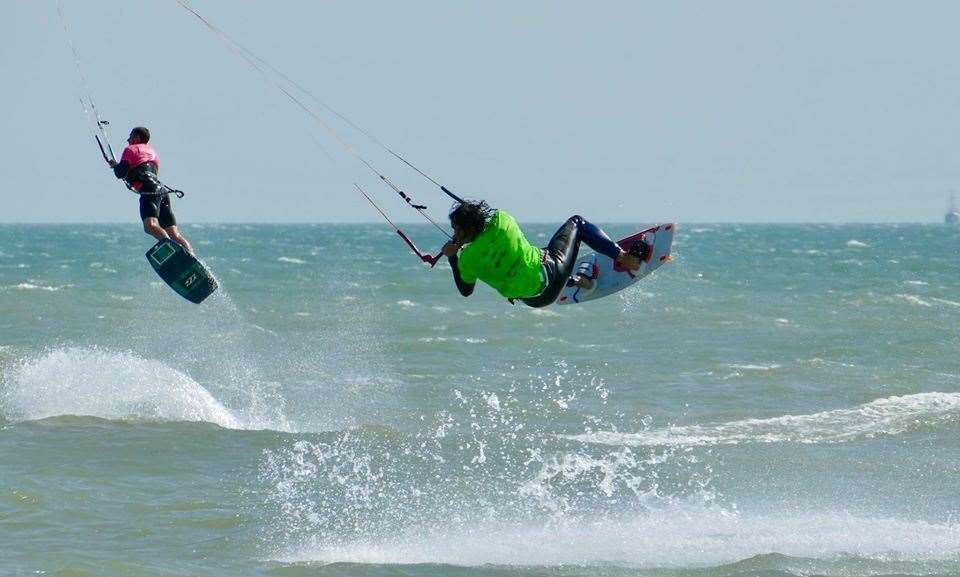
[1,223,959,577]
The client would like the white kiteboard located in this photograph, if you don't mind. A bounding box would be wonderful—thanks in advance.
[557,223,674,305]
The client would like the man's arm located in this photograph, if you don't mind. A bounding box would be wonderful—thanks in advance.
[442,241,475,297]
[111,160,130,179]
[448,254,474,297]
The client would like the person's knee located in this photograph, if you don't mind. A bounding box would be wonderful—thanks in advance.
[143,221,160,235]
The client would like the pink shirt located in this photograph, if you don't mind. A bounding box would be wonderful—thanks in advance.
[120,143,159,171]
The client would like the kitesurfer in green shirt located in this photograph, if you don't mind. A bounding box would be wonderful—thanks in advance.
[441,200,646,307]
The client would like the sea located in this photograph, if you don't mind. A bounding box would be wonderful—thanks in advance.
[1,222,958,577]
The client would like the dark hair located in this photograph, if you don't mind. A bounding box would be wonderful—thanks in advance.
[450,200,494,240]
[130,126,151,143]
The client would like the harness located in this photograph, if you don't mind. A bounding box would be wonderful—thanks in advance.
[125,162,184,198]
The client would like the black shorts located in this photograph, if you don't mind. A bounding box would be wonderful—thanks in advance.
[139,194,177,228]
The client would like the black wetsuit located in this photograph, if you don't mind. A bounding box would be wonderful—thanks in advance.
[522,215,623,308]
[113,161,177,228]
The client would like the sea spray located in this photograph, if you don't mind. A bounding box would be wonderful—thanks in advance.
[0,346,240,427]
[256,361,720,561]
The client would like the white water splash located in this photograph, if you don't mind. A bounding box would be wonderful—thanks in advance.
[567,392,960,447]
[0,347,240,428]
[280,510,960,568]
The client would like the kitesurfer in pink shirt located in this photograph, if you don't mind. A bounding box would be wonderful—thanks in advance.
[109,127,193,254]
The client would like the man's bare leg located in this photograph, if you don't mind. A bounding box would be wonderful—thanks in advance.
[143,217,171,242]
[164,225,193,255]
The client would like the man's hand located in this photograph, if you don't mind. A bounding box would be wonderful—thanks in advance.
[441,241,461,258]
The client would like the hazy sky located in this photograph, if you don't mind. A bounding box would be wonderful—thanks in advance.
[3,1,959,223]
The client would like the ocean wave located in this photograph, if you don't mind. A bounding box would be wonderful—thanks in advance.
[277,256,307,264]
[566,392,960,447]
[0,347,240,428]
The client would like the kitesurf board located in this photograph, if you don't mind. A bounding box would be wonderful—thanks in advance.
[557,223,674,305]
[145,239,218,304]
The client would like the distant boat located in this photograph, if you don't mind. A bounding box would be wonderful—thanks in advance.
[947,194,960,224]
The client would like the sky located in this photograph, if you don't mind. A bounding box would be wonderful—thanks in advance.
[2,0,959,223]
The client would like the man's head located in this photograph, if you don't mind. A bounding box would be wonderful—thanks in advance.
[449,200,493,243]
[128,126,150,145]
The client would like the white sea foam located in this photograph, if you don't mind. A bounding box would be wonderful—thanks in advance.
[396,300,416,307]
[728,363,781,371]
[7,282,70,292]
[896,294,933,307]
[567,392,960,447]
[931,297,960,308]
[0,347,240,428]
[281,510,960,567]
[845,239,870,248]
[529,308,561,317]
[277,256,306,264]
[417,337,487,344]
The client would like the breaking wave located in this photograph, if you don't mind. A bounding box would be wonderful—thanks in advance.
[0,347,240,428]
[567,392,960,447]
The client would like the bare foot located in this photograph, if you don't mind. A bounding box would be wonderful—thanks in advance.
[616,251,641,271]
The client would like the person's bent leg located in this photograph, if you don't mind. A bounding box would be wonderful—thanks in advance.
[522,218,582,308]
[569,215,622,261]
[157,196,193,254]
[570,215,640,270]
[142,217,170,242]
[164,226,193,255]
[140,196,169,242]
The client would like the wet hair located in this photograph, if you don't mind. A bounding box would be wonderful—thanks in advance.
[130,126,150,143]
[449,200,495,240]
